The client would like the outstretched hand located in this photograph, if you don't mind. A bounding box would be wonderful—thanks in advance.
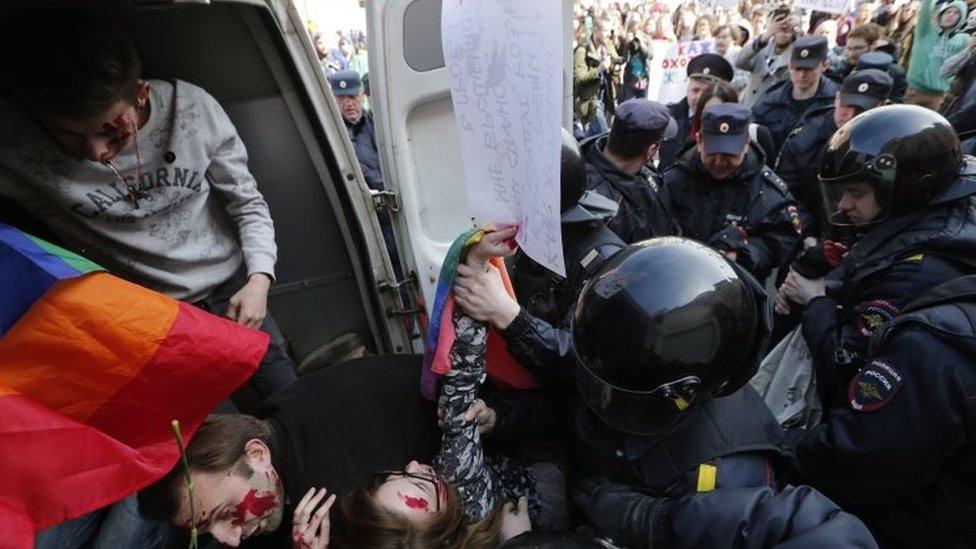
[292,487,336,549]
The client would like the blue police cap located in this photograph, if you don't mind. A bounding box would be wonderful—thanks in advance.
[840,69,893,110]
[328,70,362,96]
[790,36,828,69]
[612,99,678,142]
[687,53,734,82]
[856,51,894,72]
[700,103,750,155]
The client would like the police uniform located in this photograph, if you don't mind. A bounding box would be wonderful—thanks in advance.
[658,54,734,171]
[752,37,840,158]
[664,104,801,282]
[328,70,400,269]
[793,275,976,547]
[775,70,894,238]
[582,99,681,244]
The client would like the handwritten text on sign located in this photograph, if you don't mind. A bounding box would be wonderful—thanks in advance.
[657,40,714,105]
[442,0,565,276]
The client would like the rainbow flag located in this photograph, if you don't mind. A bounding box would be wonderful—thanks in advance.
[0,222,268,547]
[420,228,537,400]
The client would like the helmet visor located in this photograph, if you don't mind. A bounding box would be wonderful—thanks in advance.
[821,179,888,227]
[575,361,702,437]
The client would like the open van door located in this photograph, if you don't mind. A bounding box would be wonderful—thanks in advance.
[365,0,575,310]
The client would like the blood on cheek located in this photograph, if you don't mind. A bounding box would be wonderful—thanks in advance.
[231,489,278,526]
[398,491,430,512]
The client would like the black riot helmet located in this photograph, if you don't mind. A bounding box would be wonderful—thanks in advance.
[561,128,618,223]
[819,104,963,226]
[572,237,771,437]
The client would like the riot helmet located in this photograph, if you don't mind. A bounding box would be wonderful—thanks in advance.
[560,128,618,223]
[572,237,771,437]
[819,104,963,226]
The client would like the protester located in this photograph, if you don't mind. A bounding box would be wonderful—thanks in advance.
[581,98,679,243]
[573,19,623,138]
[753,36,840,157]
[831,23,884,80]
[905,0,969,110]
[0,7,295,413]
[665,103,800,282]
[620,21,652,101]
[713,24,749,91]
[736,8,797,105]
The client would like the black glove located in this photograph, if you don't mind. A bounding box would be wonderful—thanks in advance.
[708,223,749,253]
[571,478,675,549]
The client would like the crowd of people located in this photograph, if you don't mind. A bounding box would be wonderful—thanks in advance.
[1,1,976,548]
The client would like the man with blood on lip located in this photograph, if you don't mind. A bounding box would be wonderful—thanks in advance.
[138,354,442,548]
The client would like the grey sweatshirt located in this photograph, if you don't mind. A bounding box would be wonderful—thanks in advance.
[0,79,276,301]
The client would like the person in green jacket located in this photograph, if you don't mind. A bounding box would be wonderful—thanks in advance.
[906,0,969,110]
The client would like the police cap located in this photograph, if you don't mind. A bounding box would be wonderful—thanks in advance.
[687,53,734,82]
[840,69,893,110]
[327,69,362,96]
[612,98,678,143]
[856,51,894,72]
[700,103,750,156]
[790,36,828,69]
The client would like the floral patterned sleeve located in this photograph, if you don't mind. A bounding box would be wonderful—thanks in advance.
[433,308,497,521]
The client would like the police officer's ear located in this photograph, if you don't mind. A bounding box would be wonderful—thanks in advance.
[819,58,829,72]
[645,142,661,163]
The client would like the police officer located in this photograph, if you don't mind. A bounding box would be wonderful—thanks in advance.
[665,103,801,282]
[328,70,401,274]
[657,53,735,171]
[776,69,894,241]
[777,105,976,408]
[581,99,680,244]
[857,51,907,103]
[790,274,976,547]
[753,36,840,157]
[509,129,625,329]
[461,239,790,500]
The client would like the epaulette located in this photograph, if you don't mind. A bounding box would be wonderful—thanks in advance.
[761,168,789,196]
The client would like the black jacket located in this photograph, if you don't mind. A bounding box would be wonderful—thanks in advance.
[496,311,788,499]
[345,110,384,192]
[573,481,878,549]
[581,135,679,244]
[775,105,837,238]
[794,275,976,548]
[664,144,801,281]
[801,198,976,403]
[752,77,840,158]
[657,99,691,172]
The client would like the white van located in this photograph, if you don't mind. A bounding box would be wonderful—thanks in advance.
[0,0,572,368]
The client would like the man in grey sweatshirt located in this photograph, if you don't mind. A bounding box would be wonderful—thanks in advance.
[0,9,295,414]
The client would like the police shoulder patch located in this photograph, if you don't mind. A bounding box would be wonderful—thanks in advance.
[848,359,904,412]
[855,299,899,337]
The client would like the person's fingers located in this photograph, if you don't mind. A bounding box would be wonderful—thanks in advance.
[456,263,476,277]
[225,297,241,322]
[503,501,515,513]
[302,488,328,524]
[294,487,316,521]
[464,400,484,422]
[306,493,335,538]
[517,496,528,515]
[484,226,518,244]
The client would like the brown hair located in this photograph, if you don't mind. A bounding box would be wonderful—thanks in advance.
[337,474,503,549]
[137,414,273,523]
[848,22,883,44]
[691,79,740,139]
[0,4,143,119]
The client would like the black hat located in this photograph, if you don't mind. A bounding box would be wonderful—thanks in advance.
[612,98,678,142]
[687,53,734,82]
[840,69,893,110]
[327,70,362,96]
[790,36,828,69]
[856,51,894,72]
[700,103,750,155]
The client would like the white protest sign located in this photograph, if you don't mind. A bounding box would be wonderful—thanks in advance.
[795,0,852,15]
[645,39,675,102]
[656,40,715,105]
[442,0,565,276]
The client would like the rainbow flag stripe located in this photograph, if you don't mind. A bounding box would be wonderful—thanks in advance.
[0,221,268,545]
